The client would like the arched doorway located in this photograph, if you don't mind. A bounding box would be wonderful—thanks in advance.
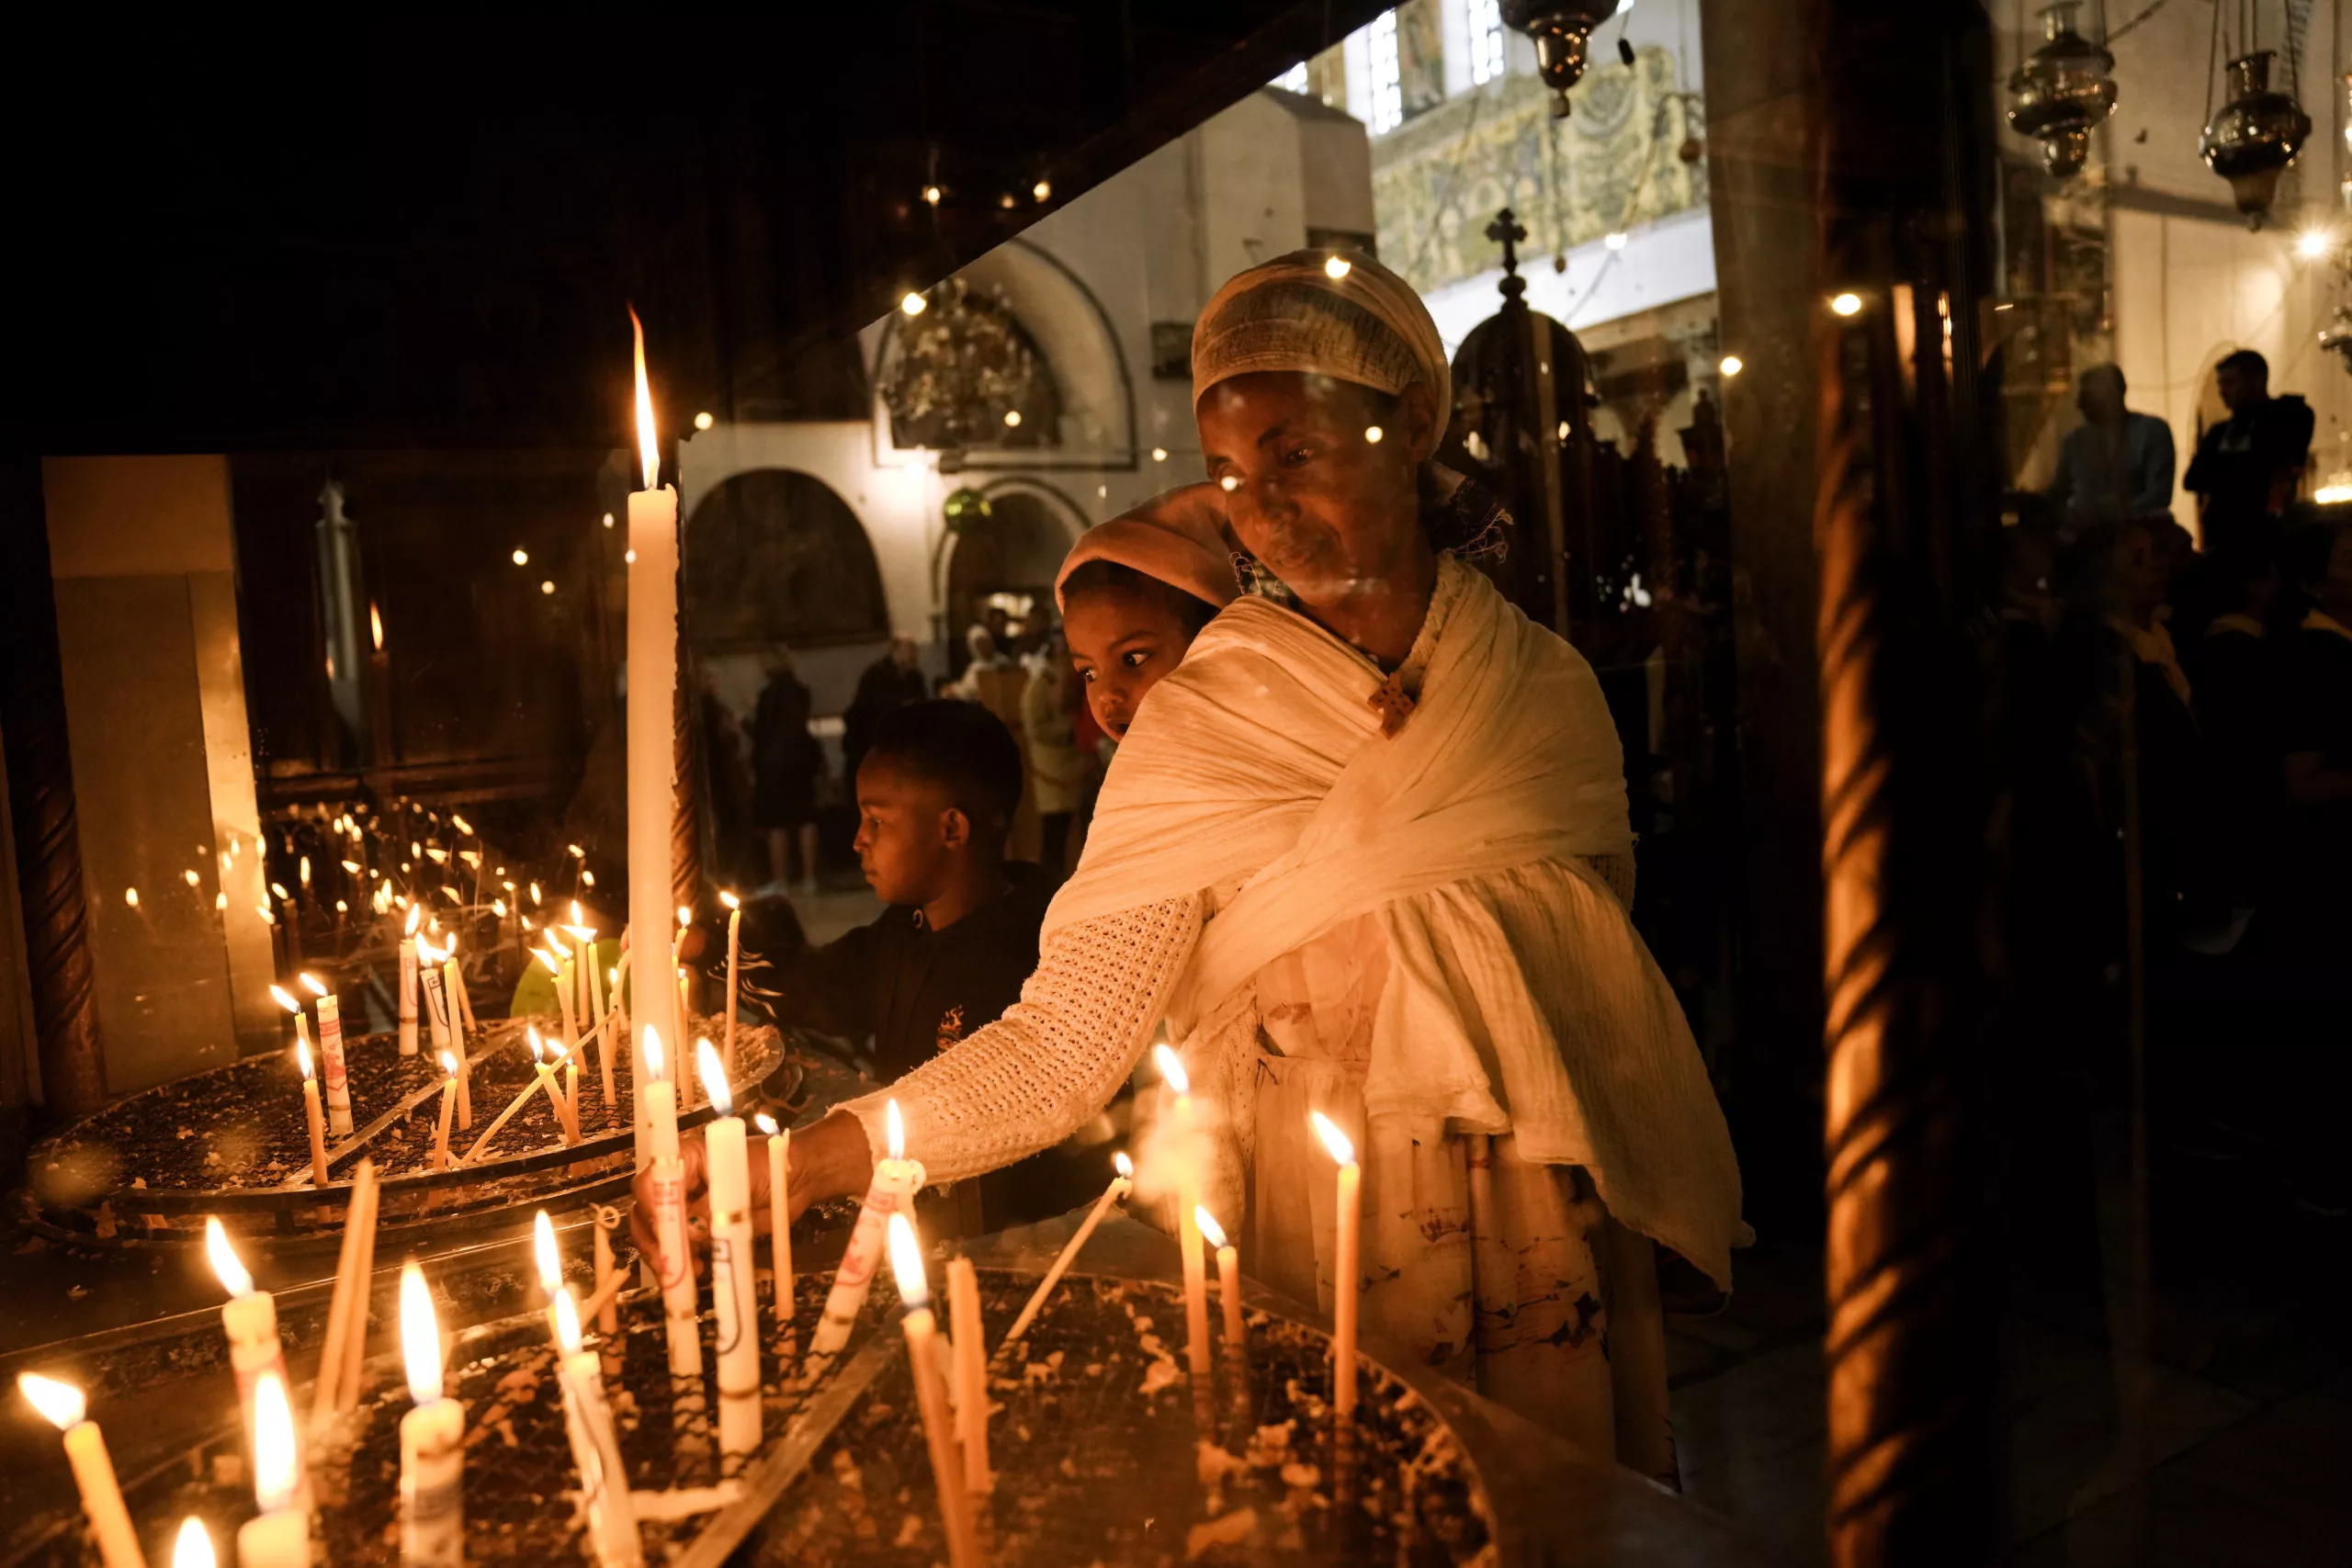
[941,488,1079,674]
[682,468,888,649]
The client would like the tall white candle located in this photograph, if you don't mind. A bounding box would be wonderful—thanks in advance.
[1311,1111,1362,1425]
[627,310,680,1100]
[1154,1045,1215,1393]
[753,1112,794,1360]
[551,1291,641,1568]
[300,974,352,1138]
[398,1263,465,1567]
[236,1372,309,1568]
[640,1028,703,1380]
[17,1375,144,1568]
[803,1100,923,1387]
[718,891,741,1077]
[885,1216,981,1568]
[398,905,421,1055]
[419,941,452,1051]
[697,1041,761,1471]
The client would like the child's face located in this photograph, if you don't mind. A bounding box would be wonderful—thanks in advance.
[853,757,967,907]
[1065,586,1200,739]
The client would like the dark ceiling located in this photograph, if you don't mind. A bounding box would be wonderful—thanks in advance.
[3,4,1385,456]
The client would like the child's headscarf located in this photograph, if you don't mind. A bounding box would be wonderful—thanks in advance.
[1190,249,1451,461]
[1054,483,1238,615]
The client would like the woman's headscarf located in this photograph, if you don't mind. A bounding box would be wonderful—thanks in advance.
[1055,483,1238,615]
[1191,249,1451,460]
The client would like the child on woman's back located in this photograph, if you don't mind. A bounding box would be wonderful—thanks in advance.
[1057,484,1236,739]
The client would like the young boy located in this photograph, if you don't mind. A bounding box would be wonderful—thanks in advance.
[1057,483,1236,739]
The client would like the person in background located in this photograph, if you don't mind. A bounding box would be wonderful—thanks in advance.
[2185,349,2314,557]
[1020,626,1084,881]
[2188,540,2284,910]
[752,648,825,896]
[695,667,759,891]
[2046,363,2176,536]
[842,634,928,790]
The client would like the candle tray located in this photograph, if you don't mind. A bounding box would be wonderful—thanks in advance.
[17,1021,794,1255]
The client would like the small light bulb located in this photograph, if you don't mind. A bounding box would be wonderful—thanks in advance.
[1324,254,1351,279]
[512,548,528,566]
[1720,354,1745,377]
[694,411,715,431]
[1151,446,1168,462]
[1830,291,1863,317]
[1033,179,1052,202]
[601,512,615,528]
[922,184,943,206]
[624,548,637,564]
[1364,424,1384,444]
[540,580,556,595]
[900,292,927,317]
[1002,409,1023,428]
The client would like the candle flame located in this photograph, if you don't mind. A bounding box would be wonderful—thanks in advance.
[534,947,564,976]
[886,1212,929,1310]
[250,1371,299,1511]
[1194,1205,1228,1250]
[696,1038,730,1117]
[404,904,422,936]
[270,882,290,901]
[297,1039,314,1081]
[1310,1110,1355,1167]
[438,886,461,904]
[526,1024,544,1063]
[300,972,327,998]
[204,1216,254,1296]
[752,1111,778,1136]
[642,1025,664,1081]
[886,1099,905,1161]
[718,889,740,911]
[441,1050,459,1078]
[269,984,300,1015]
[630,305,660,489]
[17,1371,85,1429]
[553,1288,583,1356]
[533,1210,561,1293]
[677,905,693,931]
[400,1261,444,1405]
[369,603,384,650]
[569,843,585,859]
[1152,1043,1189,1096]
[530,882,543,906]
[571,899,583,925]
[172,1518,214,1568]
[450,813,473,837]
[1114,1151,1134,1179]
[299,856,311,886]
[563,925,594,942]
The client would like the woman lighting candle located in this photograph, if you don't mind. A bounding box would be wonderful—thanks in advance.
[718,889,741,1076]
[300,973,352,1138]
[802,1100,922,1387]
[640,1027,703,1381]
[1152,1044,1215,1402]
[205,1218,290,1458]
[885,1214,981,1568]
[1310,1111,1362,1428]
[398,903,422,1055]
[17,1374,143,1568]
[398,1262,465,1566]
[1000,1151,1132,1348]
[296,1039,329,1188]
[551,1290,640,1568]
[237,1372,308,1568]
[752,1112,793,1359]
[696,1039,761,1469]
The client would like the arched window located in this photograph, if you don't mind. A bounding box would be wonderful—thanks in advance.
[682,468,888,649]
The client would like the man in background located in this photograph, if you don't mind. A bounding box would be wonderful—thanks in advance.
[841,634,929,789]
[2186,349,2313,556]
[2046,363,2175,536]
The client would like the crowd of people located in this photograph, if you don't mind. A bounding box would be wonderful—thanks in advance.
[2010,353,2351,1235]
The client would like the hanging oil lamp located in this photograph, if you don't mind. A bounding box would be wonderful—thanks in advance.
[2200,51,2312,225]
[2006,4,2117,178]
[1500,3,1616,117]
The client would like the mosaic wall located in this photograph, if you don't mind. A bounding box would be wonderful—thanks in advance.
[1372,46,1705,297]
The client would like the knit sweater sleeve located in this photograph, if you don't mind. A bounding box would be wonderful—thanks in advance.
[842,894,1203,1184]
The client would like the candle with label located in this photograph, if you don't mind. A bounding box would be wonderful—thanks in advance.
[753,1112,794,1359]
[418,937,452,1051]
[803,1100,923,1386]
[205,1219,290,1460]
[886,1215,981,1568]
[236,1372,309,1568]
[398,904,422,1055]
[640,1027,704,1380]
[17,1374,144,1568]
[697,1040,761,1470]
[300,973,351,1137]
[551,1290,640,1568]
[398,1262,465,1566]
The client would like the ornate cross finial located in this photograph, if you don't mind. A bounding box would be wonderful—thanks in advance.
[1485,208,1529,276]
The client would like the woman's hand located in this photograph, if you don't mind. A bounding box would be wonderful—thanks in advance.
[628,1109,876,1277]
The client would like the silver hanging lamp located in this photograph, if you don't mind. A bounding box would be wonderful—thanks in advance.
[2200,49,2312,224]
[2006,4,2118,178]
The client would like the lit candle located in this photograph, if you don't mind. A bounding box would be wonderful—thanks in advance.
[561,1037,582,1133]
[268,982,312,1066]
[1154,1044,1215,1399]
[550,1290,641,1568]
[460,1034,554,1164]
[718,890,741,1077]
[1000,1151,1132,1348]
[300,973,352,1138]
[697,1040,761,1471]
[205,1218,290,1459]
[296,1039,329,1188]
[398,1262,465,1567]
[639,1027,703,1380]
[440,946,472,1127]
[172,1517,211,1568]
[1195,1205,1248,1361]
[530,1032,579,1144]
[534,1210,566,1345]
[431,1052,459,1169]
[753,1112,793,1359]
[627,310,682,1106]
[945,1257,990,1494]
[803,1100,924,1386]
[593,1205,619,1337]
[885,1215,981,1568]
[418,937,452,1052]
[236,1372,309,1568]
[1311,1111,1362,1427]
[398,904,421,1055]
[17,1374,144,1568]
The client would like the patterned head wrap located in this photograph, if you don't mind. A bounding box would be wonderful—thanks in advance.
[1191,249,1452,459]
[1056,483,1238,615]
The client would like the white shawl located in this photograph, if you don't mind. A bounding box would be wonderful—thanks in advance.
[1047,559,1746,1288]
